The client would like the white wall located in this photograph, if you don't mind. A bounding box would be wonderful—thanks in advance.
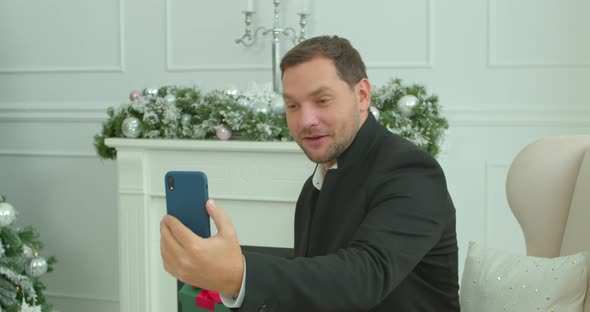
[0,0,589,311]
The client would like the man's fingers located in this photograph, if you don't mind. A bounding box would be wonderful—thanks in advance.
[160,217,180,252]
[160,217,183,274]
[162,214,204,247]
[206,199,235,237]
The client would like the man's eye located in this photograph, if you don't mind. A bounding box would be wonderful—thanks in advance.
[319,98,331,104]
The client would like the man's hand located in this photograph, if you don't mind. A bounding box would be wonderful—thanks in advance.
[160,199,244,296]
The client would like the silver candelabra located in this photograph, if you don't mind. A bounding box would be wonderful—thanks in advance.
[235,0,310,92]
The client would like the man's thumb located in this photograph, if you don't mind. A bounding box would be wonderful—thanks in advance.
[206,199,234,236]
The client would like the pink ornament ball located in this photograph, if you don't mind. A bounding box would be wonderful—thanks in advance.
[216,125,232,141]
[129,90,141,102]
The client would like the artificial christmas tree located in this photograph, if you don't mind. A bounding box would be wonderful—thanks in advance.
[0,194,56,312]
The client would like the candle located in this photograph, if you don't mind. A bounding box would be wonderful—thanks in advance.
[301,0,310,13]
[247,0,254,11]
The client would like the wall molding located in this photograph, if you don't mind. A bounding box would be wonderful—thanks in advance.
[0,150,97,158]
[167,63,272,72]
[1,104,589,127]
[1,106,586,160]
[0,102,107,122]
[44,291,118,303]
[366,62,432,70]
[165,0,271,72]
[166,0,433,71]
[486,0,590,68]
[446,107,590,127]
[0,0,125,74]
[483,161,527,254]
[482,162,510,246]
[0,108,106,123]
[366,0,433,69]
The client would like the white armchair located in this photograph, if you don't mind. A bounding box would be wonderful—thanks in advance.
[506,135,590,312]
[460,136,590,311]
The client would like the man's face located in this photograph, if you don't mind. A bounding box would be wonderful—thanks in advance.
[282,56,370,166]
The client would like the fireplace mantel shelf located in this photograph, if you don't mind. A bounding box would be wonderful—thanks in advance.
[105,138,302,153]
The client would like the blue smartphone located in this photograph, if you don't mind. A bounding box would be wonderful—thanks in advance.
[164,171,211,238]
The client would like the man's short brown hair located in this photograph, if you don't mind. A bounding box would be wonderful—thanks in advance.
[280,35,368,89]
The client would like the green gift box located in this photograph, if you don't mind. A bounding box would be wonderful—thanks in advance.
[179,284,230,312]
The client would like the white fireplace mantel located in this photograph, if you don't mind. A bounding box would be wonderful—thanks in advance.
[105,138,314,312]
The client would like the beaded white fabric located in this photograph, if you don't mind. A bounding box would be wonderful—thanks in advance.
[460,241,588,312]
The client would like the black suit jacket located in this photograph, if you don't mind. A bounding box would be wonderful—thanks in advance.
[240,114,460,312]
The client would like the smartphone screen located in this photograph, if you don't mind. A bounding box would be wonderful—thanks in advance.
[164,171,210,238]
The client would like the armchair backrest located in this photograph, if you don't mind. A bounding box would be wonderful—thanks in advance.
[506,135,590,312]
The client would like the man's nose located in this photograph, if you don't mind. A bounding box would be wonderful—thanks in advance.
[298,105,319,129]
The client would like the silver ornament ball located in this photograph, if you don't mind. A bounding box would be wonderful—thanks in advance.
[370,106,381,120]
[122,117,142,138]
[164,94,177,106]
[215,125,232,141]
[0,202,16,227]
[397,95,419,117]
[26,256,48,277]
[270,94,285,114]
[180,114,192,127]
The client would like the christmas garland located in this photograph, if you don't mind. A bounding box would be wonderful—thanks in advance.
[94,79,448,160]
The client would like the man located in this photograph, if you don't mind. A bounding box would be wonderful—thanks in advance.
[161,35,460,311]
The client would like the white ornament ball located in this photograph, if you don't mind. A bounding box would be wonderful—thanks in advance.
[397,95,419,117]
[0,202,16,227]
[180,114,192,127]
[22,245,34,258]
[370,106,381,120]
[164,94,176,106]
[26,256,48,277]
[215,125,232,141]
[270,94,285,114]
[122,117,142,138]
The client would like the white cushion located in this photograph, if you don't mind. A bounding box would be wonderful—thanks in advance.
[460,241,588,312]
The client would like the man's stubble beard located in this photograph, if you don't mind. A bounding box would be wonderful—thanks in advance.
[298,106,361,165]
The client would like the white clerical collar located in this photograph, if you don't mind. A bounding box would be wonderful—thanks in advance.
[312,162,338,190]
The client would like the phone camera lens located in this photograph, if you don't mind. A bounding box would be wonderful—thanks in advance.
[167,176,175,191]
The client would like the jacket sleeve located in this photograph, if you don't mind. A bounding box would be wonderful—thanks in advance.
[239,150,454,312]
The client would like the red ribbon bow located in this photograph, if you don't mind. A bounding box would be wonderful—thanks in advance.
[194,287,221,311]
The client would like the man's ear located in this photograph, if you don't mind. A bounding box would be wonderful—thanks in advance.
[356,78,372,111]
